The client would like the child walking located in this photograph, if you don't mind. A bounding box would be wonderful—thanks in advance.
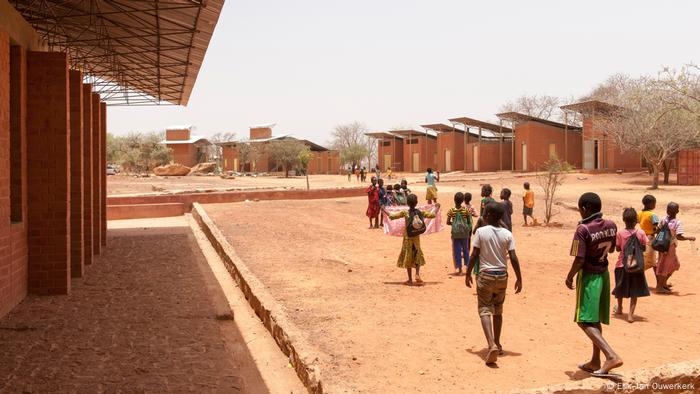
[384,194,439,286]
[522,182,537,226]
[473,184,495,235]
[463,192,478,218]
[366,176,380,229]
[465,202,523,365]
[378,178,387,226]
[425,168,440,204]
[447,192,472,275]
[638,195,659,286]
[500,188,513,232]
[565,192,622,378]
[613,208,650,323]
[655,202,695,294]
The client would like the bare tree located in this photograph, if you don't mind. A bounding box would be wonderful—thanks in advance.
[500,94,562,120]
[267,139,307,177]
[536,156,573,225]
[331,122,371,167]
[207,132,237,170]
[590,71,700,189]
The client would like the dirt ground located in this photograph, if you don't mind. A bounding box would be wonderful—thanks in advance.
[108,171,444,196]
[203,172,700,393]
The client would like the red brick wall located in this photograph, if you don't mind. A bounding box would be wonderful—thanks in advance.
[26,51,71,295]
[3,42,29,318]
[250,127,272,140]
[378,138,404,171]
[677,149,700,185]
[91,93,101,255]
[582,115,641,171]
[165,128,190,141]
[437,131,466,172]
[402,135,438,173]
[466,142,513,172]
[169,143,197,167]
[514,121,582,171]
[100,102,107,247]
[69,70,83,278]
[82,84,93,265]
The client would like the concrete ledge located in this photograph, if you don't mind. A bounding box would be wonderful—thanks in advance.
[107,203,187,220]
[191,202,324,394]
[108,187,365,207]
[522,359,700,393]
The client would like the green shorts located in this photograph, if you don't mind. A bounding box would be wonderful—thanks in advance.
[574,270,610,325]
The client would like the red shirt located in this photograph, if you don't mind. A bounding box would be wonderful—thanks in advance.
[366,185,379,204]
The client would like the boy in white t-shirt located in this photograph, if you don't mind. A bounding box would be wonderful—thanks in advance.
[466,201,523,365]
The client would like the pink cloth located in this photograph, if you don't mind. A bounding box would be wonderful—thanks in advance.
[615,228,648,268]
[382,204,443,237]
[656,217,683,276]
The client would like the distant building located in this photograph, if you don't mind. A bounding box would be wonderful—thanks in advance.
[218,124,341,174]
[162,125,212,167]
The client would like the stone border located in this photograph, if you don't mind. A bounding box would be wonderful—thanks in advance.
[191,202,323,394]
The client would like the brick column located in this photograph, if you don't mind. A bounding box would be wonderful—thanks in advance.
[100,102,107,247]
[26,51,71,295]
[69,70,83,278]
[82,84,93,265]
[0,31,12,314]
[91,93,101,255]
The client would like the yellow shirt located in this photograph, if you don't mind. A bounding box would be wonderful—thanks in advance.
[523,190,534,208]
[638,210,659,236]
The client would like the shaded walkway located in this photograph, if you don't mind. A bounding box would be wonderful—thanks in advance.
[0,223,246,393]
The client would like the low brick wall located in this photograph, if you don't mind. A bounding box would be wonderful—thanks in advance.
[107,187,365,220]
[107,203,187,220]
[191,203,324,394]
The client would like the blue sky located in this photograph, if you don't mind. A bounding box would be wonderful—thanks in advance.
[108,0,699,145]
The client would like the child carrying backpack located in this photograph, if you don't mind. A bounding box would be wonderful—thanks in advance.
[654,202,695,294]
[447,192,472,275]
[612,208,650,323]
[383,194,440,286]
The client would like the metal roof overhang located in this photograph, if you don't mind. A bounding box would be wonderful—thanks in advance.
[11,0,225,106]
[496,112,583,131]
[420,123,463,134]
[365,132,405,140]
[560,100,622,115]
[390,130,438,139]
[448,116,513,134]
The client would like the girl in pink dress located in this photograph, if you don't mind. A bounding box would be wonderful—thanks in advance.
[656,202,695,294]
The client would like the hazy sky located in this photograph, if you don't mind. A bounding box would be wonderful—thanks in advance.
[108,0,699,145]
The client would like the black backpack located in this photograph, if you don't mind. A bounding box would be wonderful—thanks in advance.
[652,222,672,252]
[406,209,427,237]
[622,231,644,273]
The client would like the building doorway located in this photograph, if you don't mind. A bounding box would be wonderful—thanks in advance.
[384,154,392,170]
[473,146,479,172]
[412,152,420,172]
[521,143,528,171]
[583,140,599,170]
[233,158,239,172]
[444,150,451,172]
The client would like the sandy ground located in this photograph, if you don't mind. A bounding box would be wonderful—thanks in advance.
[203,172,700,393]
[108,171,434,196]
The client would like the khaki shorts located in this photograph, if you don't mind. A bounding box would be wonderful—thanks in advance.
[644,235,657,270]
[477,272,508,316]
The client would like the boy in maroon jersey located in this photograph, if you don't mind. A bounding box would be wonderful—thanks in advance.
[565,192,623,378]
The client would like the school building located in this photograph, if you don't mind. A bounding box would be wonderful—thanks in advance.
[560,100,643,172]
[446,117,514,172]
[496,112,583,171]
[383,130,439,173]
[367,132,405,171]
[163,126,212,167]
[0,0,224,318]
[219,124,341,174]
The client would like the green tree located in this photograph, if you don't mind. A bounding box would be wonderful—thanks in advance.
[266,139,307,177]
[298,148,313,190]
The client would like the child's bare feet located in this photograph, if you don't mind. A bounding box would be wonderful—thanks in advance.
[403,280,413,286]
[496,343,504,355]
[595,358,623,375]
[627,313,634,323]
[613,305,623,315]
[486,346,499,364]
[415,276,424,286]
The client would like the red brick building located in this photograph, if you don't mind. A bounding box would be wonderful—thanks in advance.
[560,100,643,172]
[163,125,212,167]
[497,112,583,171]
[677,148,700,185]
[388,130,438,173]
[0,0,224,318]
[448,117,514,172]
[422,124,466,173]
[367,132,404,171]
[219,124,341,174]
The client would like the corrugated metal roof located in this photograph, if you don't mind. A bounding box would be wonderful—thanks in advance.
[11,0,225,106]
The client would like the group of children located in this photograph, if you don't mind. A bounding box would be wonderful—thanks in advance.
[368,173,695,373]
[365,177,412,229]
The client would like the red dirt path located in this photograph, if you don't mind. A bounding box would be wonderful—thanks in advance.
[204,173,700,393]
